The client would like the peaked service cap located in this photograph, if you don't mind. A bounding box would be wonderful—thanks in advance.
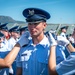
[22,8,51,23]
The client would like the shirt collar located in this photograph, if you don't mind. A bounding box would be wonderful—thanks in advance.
[28,35,50,47]
[39,35,50,46]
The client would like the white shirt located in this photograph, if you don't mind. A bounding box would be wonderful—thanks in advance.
[60,32,66,39]
[7,37,18,51]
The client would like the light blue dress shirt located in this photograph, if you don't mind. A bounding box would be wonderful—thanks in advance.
[16,36,50,75]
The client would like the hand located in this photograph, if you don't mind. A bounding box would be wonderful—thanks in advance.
[18,31,30,47]
[48,31,57,46]
[57,36,70,46]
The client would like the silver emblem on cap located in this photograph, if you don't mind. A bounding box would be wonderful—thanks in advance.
[29,10,34,15]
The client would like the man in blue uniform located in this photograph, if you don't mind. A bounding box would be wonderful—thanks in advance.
[16,7,54,75]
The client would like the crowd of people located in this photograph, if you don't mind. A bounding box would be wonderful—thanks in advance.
[0,23,28,75]
[0,7,75,75]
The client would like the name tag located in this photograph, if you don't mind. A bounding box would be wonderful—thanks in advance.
[21,54,27,56]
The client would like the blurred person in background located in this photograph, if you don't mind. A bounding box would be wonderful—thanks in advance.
[8,26,20,75]
[0,23,10,41]
[45,30,66,64]
[19,26,28,35]
[0,31,29,69]
[8,26,20,51]
[60,26,68,38]
[0,23,10,50]
[60,26,70,58]
[0,32,10,75]
[48,35,75,75]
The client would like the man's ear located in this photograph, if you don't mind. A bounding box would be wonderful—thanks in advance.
[43,22,47,29]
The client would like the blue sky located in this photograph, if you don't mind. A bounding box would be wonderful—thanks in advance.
[0,0,75,24]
